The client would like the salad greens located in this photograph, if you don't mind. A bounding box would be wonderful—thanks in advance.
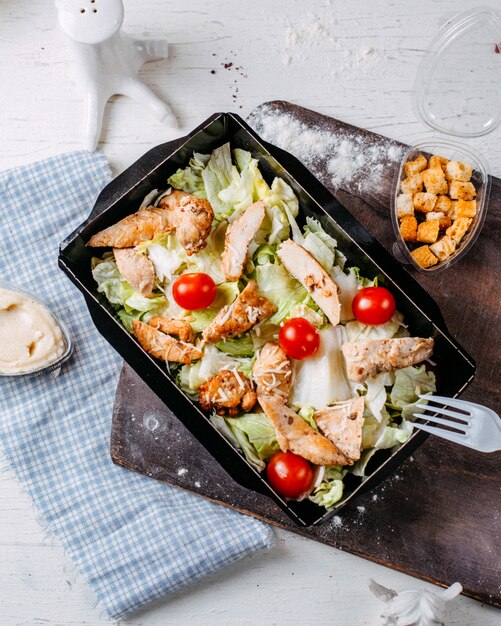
[92,141,436,512]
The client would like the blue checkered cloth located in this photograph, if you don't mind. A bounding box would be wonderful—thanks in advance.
[0,151,273,619]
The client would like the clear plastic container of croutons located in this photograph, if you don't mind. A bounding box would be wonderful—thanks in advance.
[391,7,499,272]
[392,140,491,272]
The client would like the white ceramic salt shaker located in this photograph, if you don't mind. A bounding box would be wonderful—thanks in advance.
[369,579,463,625]
[55,0,176,151]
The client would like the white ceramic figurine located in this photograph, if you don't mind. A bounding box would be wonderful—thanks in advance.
[55,0,176,151]
[369,579,463,625]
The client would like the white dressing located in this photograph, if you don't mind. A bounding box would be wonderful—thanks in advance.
[0,288,66,375]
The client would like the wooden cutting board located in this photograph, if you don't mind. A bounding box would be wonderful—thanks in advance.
[111,101,501,608]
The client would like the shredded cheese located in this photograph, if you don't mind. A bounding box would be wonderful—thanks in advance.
[216,305,233,326]
[232,368,246,391]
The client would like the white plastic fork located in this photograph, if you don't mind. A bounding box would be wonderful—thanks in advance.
[412,394,501,453]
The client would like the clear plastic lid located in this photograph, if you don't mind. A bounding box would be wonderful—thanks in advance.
[413,7,501,138]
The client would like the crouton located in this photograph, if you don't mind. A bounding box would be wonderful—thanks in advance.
[425,211,443,222]
[400,215,418,242]
[435,194,453,215]
[445,160,473,182]
[411,245,439,269]
[413,192,437,213]
[417,220,440,244]
[396,193,414,218]
[425,211,451,229]
[449,180,476,200]
[446,218,473,243]
[422,168,448,195]
[429,235,457,262]
[429,155,449,171]
[400,174,423,195]
[453,199,477,219]
[405,155,428,177]
[440,214,452,230]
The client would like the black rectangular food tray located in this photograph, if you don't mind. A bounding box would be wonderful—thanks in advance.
[59,112,476,526]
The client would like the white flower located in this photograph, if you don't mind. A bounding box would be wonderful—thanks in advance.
[369,579,462,626]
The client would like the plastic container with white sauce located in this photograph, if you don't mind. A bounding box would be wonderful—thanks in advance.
[392,7,501,272]
[0,283,73,379]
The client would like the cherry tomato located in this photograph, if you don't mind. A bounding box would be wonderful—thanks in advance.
[172,273,216,310]
[352,286,396,325]
[266,451,314,500]
[279,317,320,360]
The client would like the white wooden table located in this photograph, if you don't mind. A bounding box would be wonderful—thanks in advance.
[1,1,499,624]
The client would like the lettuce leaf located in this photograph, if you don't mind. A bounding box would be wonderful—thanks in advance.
[185,221,227,285]
[226,412,280,463]
[389,365,436,419]
[233,149,271,200]
[288,303,325,328]
[364,372,395,422]
[255,262,307,324]
[167,152,210,197]
[218,162,254,215]
[344,315,403,343]
[352,418,414,477]
[145,234,186,283]
[178,345,253,392]
[252,178,300,245]
[201,143,236,218]
[91,255,135,307]
[216,334,255,357]
[302,217,338,271]
[309,466,346,509]
[209,412,279,473]
[291,325,354,409]
[298,406,318,431]
[91,255,166,331]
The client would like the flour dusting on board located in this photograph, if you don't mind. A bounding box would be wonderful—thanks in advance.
[249,103,403,193]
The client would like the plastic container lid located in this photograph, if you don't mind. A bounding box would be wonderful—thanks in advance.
[413,7,501,138]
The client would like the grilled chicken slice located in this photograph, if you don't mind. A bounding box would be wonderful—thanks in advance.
[199,369,257,416]
[277,239,341,326]
[253,343,292,400]
[202,280,277,343]
[258,395,351,466]
[87,190,214,255]
[314,397,365,463]
[148,317,194,343]
[113,248,156,297]
[132,319,202,364]
[157,190,214,255]
[88,206,173,248]
[221,200,267,281]
[342,337,434,383]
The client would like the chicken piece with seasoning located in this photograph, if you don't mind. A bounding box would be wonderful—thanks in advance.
[157,190,214,255]
[113,248,156,297]
[314,397,365,463]
[258,395,352,466]
[132,319,202,365]
[199,369,257,416]
[342,337,434,383]
[88,190,214,255]
[221,200,267,281]
[148,317,194,343]
[277,239,341,326]
[252,343,292,399]
[202,279,276,343]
